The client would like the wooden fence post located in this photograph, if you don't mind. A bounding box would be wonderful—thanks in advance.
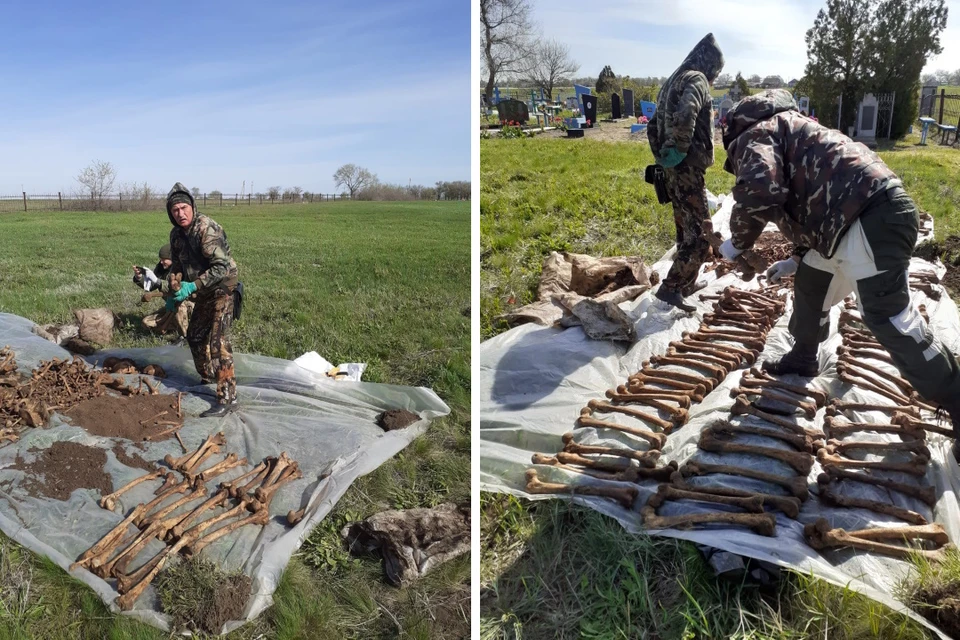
[219,193,223,207]
[22,192,26,212]
[58,192,62,210]
[235,193,238,206]
[939,89,946,124]
[203,193,207,207]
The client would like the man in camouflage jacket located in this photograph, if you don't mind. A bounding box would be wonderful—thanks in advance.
[648,33,724,312]
[718,89,960,444]
[164,182,241,418]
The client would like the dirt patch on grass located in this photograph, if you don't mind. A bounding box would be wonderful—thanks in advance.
[63,393,181,443]
[909,581,960,637]
[9,441,111,501]
[914,235,960,297]
[154,557,252,634]
[111,442,154,471]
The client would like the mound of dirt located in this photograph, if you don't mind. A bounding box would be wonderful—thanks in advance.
[64,393,181,442]
[9,441,111,501]
[154,557,252,634]
[911,581,960,638]
[112,442,154,471]
[377,409,420,431]
[914,235,960,298]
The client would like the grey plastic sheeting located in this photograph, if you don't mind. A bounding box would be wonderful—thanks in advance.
[0,312,450,633]
[479,202,957,638]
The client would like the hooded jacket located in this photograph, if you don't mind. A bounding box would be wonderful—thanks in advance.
[165,183,239,293]
[647,33,724,171]
[722,89,901,258]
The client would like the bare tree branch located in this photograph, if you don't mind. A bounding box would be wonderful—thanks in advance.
[480,0,535,101]
[525,39,578,101]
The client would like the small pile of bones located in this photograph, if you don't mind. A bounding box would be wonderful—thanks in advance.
[72,432,307,610]
[524,284,794,510]
[801,290,952,559]
[0,348,170,438]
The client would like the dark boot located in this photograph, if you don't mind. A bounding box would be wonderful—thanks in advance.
[761,342,819,377]
[200,401,238,418]
[681,279,708,296]
[655,285,696,313]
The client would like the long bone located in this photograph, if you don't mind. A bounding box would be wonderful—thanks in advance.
[826,399,920,420]
[699,430,813,474]
[554,452,679,481]
[836,367,912,406]
[525,469,638,508]
[647,483,765,513]
[606,387,694,408]
[287,507,307,525]
[731,395,824,439]
[706,420,821,453]
[680,462,808,500]
[682,331,766,352]
[819,466,936,506]
[220,460,270,498]
[804,518,949,561]
[199,453,246,482]
[561,434,660,467]
[823,416,923,441]
[838,345,895,366]
[661,347,739,372]
[742,368,828,406]
[816,480,928,525]
[694,325,768,341]
[838,354,913,396]
[576,413,669,449]
[533,453,633,481]
[231,464,272,499]
[700,317,768,333]
[182,507,271,558]
[729,386,817,419]
[136,480,193,526]
[254,463,303,507]
[715,297,777,319]
[893,414,955,438]
[673,338,759,364]
[155,472,178,495]
[842,523,948,545]
[668,474,801,518]
[825,438,930,460]
[591,396,686,429]
[261,452,293,488]
[641,505,777,536]
[703,311,772,327]
[163,431,226,471]
[816,449,928,477]
[634,366,717,392]
[71,505,149,570]
[182,447,220,484]
[99,469,164,511]
[645,354,727,379]
[723,286,785,307]
[627,370,707,396]
[168,488,232,540]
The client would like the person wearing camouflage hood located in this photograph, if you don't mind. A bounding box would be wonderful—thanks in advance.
[164,182,241,418]
[717,89,960,446]
[647,33,724,312]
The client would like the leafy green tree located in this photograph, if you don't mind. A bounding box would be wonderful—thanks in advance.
[596,65,616,94]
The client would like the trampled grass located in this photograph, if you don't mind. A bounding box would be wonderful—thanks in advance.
[479,131,960,637]
[0,200,470,638]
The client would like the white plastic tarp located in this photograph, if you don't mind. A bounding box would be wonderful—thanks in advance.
[0,312,449,633]
[479,198,957,637]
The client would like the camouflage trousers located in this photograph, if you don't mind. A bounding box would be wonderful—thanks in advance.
[186,290,236,406]
[142,300,193,337]
[661,165,710,294]
[790,187,960,432]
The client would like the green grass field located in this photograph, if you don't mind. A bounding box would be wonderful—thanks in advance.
[480,131,960,637]
[0,200,470,639]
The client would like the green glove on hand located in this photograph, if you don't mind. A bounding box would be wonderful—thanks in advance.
[173,281,197,303]
[165,297,177,312]
[657,147,687,168]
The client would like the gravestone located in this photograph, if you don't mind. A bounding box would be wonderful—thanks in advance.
[720,98,733,122]
[729,85,742,102]
[497,99,529,124]
[623,89,635,117]
[797,96,810,114]
[611,93,622,119]
[574,84,591,112]
[640,101,657,120]
[581,94,597,126]
[920,85,938,117]
[566,96,580,110]
[856,93,879,143]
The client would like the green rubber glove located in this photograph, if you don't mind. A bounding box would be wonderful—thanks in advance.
[165,297,177,312]
[657,147,687,168]
[173,281,197,302]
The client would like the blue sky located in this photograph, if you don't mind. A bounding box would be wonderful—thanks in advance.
[0,0,469,195]
[534,0,959,85]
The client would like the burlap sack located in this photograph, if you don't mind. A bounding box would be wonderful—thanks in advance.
[73,308,117,346]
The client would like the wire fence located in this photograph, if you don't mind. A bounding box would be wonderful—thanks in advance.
[0,192,352,213]
[920,90,960,129]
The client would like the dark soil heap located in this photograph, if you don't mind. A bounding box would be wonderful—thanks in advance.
[377,409,420,431]
[154,557,252,634]
[9,441,111,501]
[112,442,155,471]
[915,236,960,297]
[64,393,181,442]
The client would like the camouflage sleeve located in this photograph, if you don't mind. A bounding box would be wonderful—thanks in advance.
[646,111,662,156]
[729,136,789,251]
[665,72,709,153]
[196,225,232,290]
